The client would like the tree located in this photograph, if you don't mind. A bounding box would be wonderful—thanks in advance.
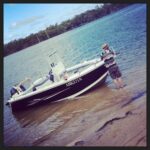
[4,4,131,57]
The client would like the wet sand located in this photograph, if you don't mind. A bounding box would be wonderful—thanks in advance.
[32,89,146,147]
[4,65,146,146]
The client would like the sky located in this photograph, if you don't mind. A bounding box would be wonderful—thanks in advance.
[4,3,103,44]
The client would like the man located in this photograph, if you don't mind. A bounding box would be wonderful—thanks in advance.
[100,43,125,89]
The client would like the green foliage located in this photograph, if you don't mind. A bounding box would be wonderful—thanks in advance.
[4,4,131,57]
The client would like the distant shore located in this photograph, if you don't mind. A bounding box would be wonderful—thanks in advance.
[4,4,131,57]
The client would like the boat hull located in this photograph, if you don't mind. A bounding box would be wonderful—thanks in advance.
[10,64,108,111]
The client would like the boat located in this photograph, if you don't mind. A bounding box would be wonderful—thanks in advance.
[7,52,108,111]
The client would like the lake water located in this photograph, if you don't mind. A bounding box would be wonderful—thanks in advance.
[4,4,146,146]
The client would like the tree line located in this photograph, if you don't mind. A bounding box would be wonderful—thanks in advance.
[4,4,131,57]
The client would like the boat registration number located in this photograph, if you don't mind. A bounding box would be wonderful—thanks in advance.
[66,77,82,87]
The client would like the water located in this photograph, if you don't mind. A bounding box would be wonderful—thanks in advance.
[4,4,146,146]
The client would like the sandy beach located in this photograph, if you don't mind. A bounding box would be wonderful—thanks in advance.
[4,65,146,147]
[32,92,146,146]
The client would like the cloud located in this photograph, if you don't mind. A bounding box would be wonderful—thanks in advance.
[9,15,44,30]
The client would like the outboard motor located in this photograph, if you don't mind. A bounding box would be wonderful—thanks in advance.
[10,84,26,97]
[10,87,18,97]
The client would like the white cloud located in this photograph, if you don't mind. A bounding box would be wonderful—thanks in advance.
[10,15,44,30]
[11,22,17,27]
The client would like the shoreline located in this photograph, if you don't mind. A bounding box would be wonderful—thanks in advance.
[4,83,146,146]
[30,85,146,146]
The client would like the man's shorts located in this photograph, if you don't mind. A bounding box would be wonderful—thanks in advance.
[108,64,122,79]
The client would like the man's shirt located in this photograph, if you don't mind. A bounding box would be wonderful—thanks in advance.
[101,49,116,68]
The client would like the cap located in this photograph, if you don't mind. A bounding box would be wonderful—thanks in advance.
[101,43,109,49]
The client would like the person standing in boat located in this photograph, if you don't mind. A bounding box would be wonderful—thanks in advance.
[100,43,125,89]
